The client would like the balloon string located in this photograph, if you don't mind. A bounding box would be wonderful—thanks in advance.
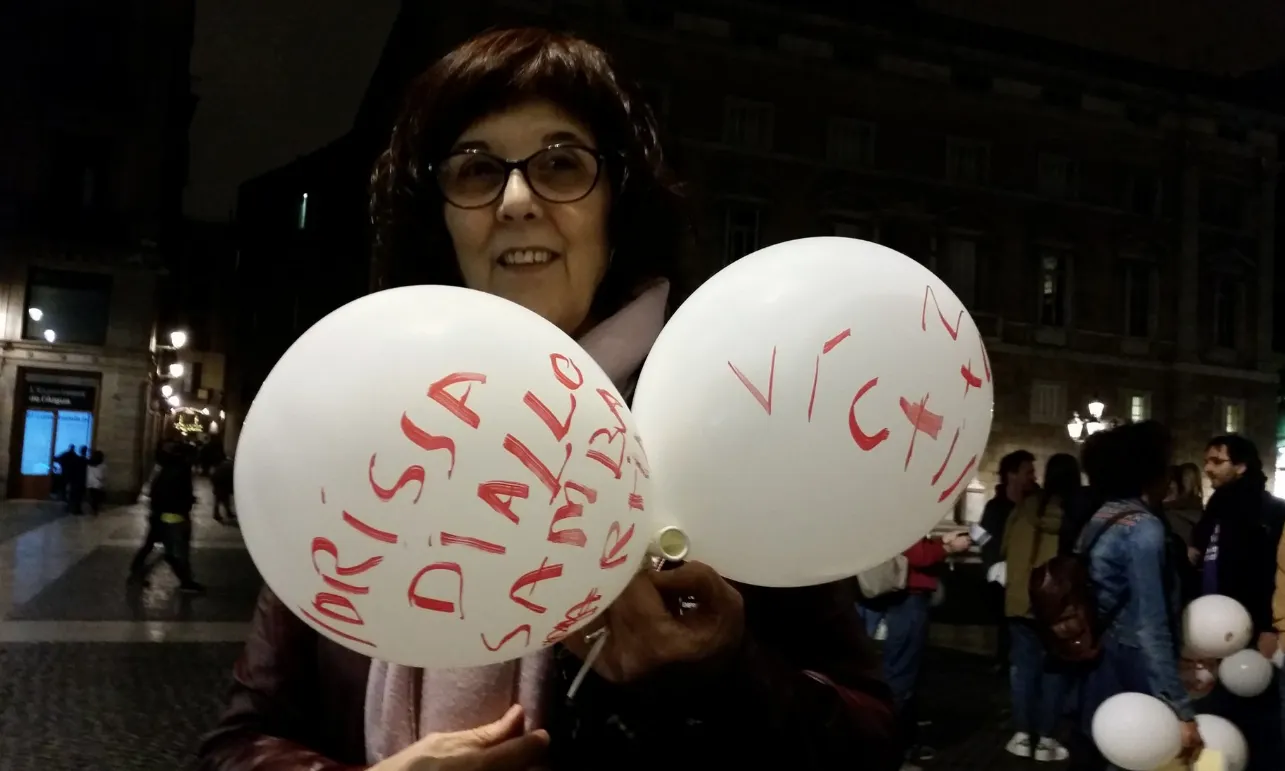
[566,629,608,701]
[566,554,671,702]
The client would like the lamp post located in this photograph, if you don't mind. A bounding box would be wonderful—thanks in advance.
[1067,398,1113,443]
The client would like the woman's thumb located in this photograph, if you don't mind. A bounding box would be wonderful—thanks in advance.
[465,704,525,747]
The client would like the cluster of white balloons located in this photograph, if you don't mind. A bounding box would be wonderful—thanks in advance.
[1092,594,1272,771]
[235,238,996,669]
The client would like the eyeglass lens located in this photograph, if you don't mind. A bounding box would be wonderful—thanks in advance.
[436,146,600,208]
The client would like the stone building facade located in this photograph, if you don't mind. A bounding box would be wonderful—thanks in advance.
[229,0,1283,511]
[0,0,194,501]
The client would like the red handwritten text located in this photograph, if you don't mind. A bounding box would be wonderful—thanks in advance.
[408,562,465,619]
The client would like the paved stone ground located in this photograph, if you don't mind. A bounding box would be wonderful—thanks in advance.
[0,642,240,771]
[0,485,1044,770]
[0,502,67,545]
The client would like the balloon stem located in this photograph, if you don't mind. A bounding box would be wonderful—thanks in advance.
[566,630,609,701]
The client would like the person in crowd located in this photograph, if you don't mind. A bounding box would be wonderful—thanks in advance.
[1274,518,1285,753]
[1074,422,1202,768]
[53,443,77,500]
[85,450,106,515]
[211,457,235,526]
[861,533,973,769]
[1190,435,1284,770]
[1001,453,1079,762]
[978,450,1037,672]
[197,28,899,771]
[63,444,89,514]
[129,442,203,594]
[1163,463,1204,551]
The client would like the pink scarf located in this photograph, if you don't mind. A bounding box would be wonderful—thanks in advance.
[364,281,670,762]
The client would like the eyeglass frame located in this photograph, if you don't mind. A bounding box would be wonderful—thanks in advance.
[427,143,610,210]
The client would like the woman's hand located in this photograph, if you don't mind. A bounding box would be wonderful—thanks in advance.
[1178,719,1205,763]
[562,560,745,683]
[368,704,548,771]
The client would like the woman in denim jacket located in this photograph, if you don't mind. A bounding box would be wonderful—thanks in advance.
[1075,421,1204,766]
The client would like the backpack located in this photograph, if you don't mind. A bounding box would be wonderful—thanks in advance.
[1027,510,1135,663]
[856,554,910,599]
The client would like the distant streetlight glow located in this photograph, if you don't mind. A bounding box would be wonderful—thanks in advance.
[43,329,56,343]
[169,330,187,349]
[219,410,226,419]
[201,407,210,416]
[27,307,42,321]
[169,362,185,378]
[167,395,181,408]
[160,384,174,398]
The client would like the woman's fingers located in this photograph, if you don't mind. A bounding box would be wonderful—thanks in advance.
[465,704,526,747]
[465,730,550,771]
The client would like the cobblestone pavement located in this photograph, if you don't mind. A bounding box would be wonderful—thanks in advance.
[0,483,1041,770]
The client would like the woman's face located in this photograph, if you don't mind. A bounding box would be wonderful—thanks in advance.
[443,100,611,335]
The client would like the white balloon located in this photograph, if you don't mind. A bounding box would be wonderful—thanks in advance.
[1091,692,1183,770]
[236,286,652,668]
[1182,595,1254,659]
[633,238,993,587]
[1195,714,1248,771]
[1218,649,1274,698]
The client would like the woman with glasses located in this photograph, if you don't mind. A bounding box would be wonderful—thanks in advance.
[199,27,898,771]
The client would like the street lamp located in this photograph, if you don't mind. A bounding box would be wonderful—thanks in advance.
[169,362,185,378]
[43,329,56,343]
[1067,398,1114,443]
[169,330,187,349]
[167,395,181,408]
[160,384,174,398]
[27,307,42,321]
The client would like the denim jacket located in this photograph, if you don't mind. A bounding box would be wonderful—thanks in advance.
[1078,499,1195,720]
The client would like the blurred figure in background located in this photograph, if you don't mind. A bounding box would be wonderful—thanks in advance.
[211,457,235,526]
[128,442,203,593]
[85,450,106,515]
[862,533,973,768]
[1001,453,1080,762]
[1164,463,1204,551]
[978,450,1037,673]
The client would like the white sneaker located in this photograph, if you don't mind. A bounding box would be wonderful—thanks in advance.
[1005,731,1033,758]
[1034,737,1070,762]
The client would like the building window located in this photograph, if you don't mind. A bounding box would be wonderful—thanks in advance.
[1212,276,1241,348]
[1126,392,1152,422]
[946,138,990,184]
[834,221,873,240]
[1038,249,1068,327]
[723,98,774,151]
[22,268,113,346]
[723,204,761,264]
[1218,398,1245,434]
[1120,259,1155,337]
[944,236,978,308]
[1202,180,1247,230]
[826,119,875,166]
[1125,169,1163,216]
[1038,154,1078,199]
[1029,381,1066,425]
[297,193,309,230]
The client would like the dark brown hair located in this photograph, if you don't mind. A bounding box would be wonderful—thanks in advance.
[369,27,691,319]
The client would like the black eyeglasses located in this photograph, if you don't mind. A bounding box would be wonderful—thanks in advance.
[430,144,606,209]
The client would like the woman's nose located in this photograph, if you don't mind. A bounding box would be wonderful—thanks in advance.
[496,170,542,221]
